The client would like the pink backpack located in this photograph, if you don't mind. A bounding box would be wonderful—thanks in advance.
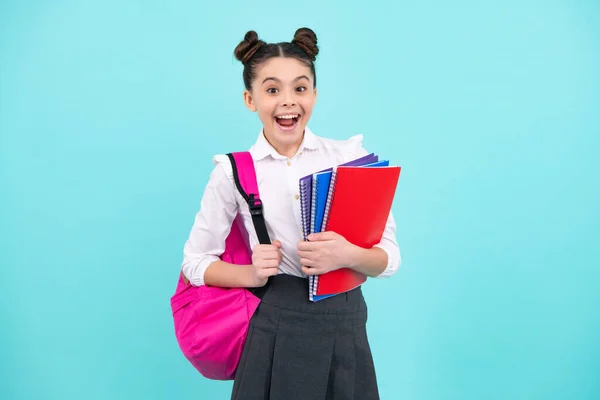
[170,152,271,380]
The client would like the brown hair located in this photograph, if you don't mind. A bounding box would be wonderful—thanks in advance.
[234,27,319,90]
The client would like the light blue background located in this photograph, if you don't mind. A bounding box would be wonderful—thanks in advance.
[1,1,599,399]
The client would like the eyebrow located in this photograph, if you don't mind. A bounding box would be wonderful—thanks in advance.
[262,75,310,84]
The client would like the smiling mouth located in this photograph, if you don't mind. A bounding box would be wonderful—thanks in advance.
[274,114,300,131]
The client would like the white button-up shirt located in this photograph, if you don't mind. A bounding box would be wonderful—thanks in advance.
[181,127,401,286]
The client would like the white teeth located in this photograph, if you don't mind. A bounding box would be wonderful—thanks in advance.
[276,114,298,119]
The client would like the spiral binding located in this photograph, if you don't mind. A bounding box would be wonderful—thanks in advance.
[300,178,315,300]
[310,176,319,234]
[320,169,338,232]
[299,180,310,240]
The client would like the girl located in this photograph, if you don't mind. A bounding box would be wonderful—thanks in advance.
[181,27,401,400]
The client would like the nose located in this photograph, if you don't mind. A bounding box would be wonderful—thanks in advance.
[281,91,296,107]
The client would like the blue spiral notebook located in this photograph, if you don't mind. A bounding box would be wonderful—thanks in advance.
[311,171,332,235]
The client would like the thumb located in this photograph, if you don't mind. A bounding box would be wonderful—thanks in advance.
[309,231,340,242]
[272,239,282,248]
[308,231,331,241]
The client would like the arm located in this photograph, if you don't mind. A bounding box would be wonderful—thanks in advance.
[345,211,401,277]
[346,247,389,277]
[298,135,401,278]
[181,157,281,288]
[181,158,254,288]
[205,238,282,287]
[299,211,401,278]
[203,261,256,288]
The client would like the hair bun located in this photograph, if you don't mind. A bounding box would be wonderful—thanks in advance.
[292,27,319,61]
[234,30,266,65]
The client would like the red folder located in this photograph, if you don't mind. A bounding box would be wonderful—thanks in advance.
[316,165,401,296]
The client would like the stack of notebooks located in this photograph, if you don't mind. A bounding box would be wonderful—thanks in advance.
[299,153,401,302]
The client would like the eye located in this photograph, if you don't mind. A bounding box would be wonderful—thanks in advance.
[267,87,279,94]
[296,86,307,92]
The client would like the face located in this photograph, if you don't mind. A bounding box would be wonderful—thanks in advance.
[243,57,317,157]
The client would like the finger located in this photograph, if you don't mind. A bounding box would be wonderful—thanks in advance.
[259,259,280,269]
[260,267,279,277]
[297,240,316,252]
[266,244,282,252]
[299,257,315,267]
[302,266,321,275]
[272,239,282,248]
[307,232,336,242]
[297,251,314,262]
[253,244,270,252]
[261,249,282,260]
[255,244,280,253]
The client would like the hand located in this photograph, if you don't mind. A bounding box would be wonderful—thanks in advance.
[297,231,356,276]
[250,240,282,287]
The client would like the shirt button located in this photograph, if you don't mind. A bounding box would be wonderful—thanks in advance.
[294,194,299,200]
[287,160,291,166]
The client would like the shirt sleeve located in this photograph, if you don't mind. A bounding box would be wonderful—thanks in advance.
[344,134,370,161]
[372,211,402,278]
[180,155,238,286]
[345,134,402,278]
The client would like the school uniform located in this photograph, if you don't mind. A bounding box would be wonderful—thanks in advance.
[181,127,401,400]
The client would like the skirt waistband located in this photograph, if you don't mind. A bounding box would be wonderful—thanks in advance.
[252,274,367,314]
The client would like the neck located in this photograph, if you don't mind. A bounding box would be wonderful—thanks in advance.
[277,143,301,159]
[263,130,304,159]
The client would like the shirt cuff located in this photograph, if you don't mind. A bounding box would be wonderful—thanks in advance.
[372,241,401,278]
[182,255,219,286]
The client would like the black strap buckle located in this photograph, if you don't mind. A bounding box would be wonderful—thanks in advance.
[248,194,263,216]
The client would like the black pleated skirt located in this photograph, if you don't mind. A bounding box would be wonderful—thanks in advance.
[231,274,380,400]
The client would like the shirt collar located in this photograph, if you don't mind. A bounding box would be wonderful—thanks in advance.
[251,126,320,161]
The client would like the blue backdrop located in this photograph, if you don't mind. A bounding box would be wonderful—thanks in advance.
[1,1,599,399]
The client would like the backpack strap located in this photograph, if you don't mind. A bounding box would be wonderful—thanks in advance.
[227,152,271,245]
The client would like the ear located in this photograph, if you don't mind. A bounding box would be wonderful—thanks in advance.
[243,90,256,112]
